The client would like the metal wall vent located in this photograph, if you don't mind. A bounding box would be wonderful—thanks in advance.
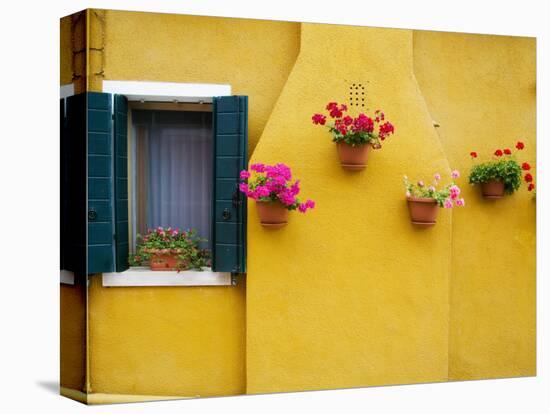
[349,83,365,107]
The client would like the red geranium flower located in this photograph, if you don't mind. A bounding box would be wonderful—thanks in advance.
[528,183,535,191]
[516,141,525,150]
[312,113,326,125]
[470,151,477,158]
[524,173,533,183]
[503,148,512,155]
[522,162,531,171]
[494,149,503,157]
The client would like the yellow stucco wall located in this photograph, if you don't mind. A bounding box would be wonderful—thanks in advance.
[60,283,86,391]
[97,9,300,154]
[87,275,246,397]
[247,24,453,393]
[59,16,73,86]
[413,31,536,380]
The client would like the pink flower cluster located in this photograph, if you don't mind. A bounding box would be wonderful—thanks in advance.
[405,171,465,209]
[239,163,315,213]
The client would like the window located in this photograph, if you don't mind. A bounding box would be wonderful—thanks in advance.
[60,91,248,275]
[130,105,213,252]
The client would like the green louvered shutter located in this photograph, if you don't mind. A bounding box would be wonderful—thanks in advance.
[114,94,129,272]
[65,93,87,274]
[212,96,248,273]
[87,92,115,274]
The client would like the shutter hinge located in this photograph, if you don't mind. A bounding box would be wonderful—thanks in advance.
[231,273,238,286]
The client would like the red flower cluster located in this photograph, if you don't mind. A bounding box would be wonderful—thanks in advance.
[470,141,535,192]
[379,121,395,140]
[326,102,347,118]
[312,113,326,125]
[312,102,395,145]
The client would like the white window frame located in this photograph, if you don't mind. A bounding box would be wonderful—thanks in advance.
[61,81,234,287]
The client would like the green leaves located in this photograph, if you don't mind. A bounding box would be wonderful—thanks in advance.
[469,158,522,194]
[330,128,378,147]
[128,228,210,271]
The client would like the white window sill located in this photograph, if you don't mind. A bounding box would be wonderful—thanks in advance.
[102,267,233,287]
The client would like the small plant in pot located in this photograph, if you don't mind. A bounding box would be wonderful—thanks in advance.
[129,227,211,271]
[404,171,465,226]
[239,163,315,228]
[468,141,535,198]
[312,102,395,170]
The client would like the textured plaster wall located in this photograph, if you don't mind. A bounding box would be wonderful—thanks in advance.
[60,283,86,391]
[247,24,453,393]
[60,16,73,86]
[87,276,246,397]
[98,9,300,154]
[413,31,536,380]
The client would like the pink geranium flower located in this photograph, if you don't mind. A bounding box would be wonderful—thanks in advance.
[238,163,314,214]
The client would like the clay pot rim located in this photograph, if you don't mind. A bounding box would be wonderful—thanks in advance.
[406,196,438,204]
[480,179,504,184]
[256,200,288,207]
[336,141,375,148]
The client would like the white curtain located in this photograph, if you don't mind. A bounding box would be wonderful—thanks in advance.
[133,110,212,248]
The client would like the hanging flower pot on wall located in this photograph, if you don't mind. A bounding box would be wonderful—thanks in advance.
[255,200,289,228]
[480,180,505,198]
[312,102,395,171]
[404,171,465,226]
[336,141,372,171]
[468,141,535,199]
[239,163,315,228]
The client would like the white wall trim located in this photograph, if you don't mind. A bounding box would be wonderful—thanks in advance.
[102,80,231,103]
[102,267,232,287]
[60,270,75,285]
[60,83,75,99]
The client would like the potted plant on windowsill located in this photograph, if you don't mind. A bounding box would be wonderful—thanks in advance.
[312,102,395,170]
[403,171,465,226]
[239,163,315,228]
[468,141,535,198]
[129,227,211,271]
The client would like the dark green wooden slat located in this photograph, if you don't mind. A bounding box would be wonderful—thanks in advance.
[216,156,242,178]
[114,94,129,273]
[87,92,114,274]
[211,96,248,273]
[88,132,112,155]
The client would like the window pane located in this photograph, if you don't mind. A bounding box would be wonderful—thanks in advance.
[133,110,213,248]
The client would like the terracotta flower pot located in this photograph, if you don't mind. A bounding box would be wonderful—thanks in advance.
[480,180,505,199]
[150,252,179,271]
[407,197,439,226]
[256,200,289,228]
[336,142,372,171]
